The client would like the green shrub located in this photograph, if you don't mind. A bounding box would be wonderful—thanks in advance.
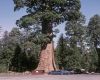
[0,64,8,73]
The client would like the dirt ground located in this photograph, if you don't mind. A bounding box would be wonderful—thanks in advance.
[0,73,100,80]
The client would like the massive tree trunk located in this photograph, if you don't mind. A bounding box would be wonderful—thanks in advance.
[36,20,57,72]
[36,42,56,72]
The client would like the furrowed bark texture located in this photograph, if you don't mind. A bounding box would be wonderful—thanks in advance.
[36,20,57,72]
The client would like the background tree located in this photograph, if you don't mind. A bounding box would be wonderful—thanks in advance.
[63,14,85,69]
[88,14,100,71]
[10,45,22,72]
[0,31,9,72]
[56,34,67,69]
[65,14,85,47]
[56,34,82,70]
[0,27,41,72]
[0,28,22,72]
[9,28,41,72]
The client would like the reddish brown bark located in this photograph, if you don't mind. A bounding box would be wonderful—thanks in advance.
[36,42,57,72]
[35,20,57,72]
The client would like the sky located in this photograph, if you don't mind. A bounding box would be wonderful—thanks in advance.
[0,0,100,44]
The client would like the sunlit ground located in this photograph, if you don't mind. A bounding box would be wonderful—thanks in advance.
[0,74,100,80]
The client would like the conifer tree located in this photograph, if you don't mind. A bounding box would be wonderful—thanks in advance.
[13,0,81,72]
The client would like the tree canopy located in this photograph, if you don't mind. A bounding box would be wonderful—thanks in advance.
[13,0,81,28]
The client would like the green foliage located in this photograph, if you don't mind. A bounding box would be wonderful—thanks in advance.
[9,29,41,72]
[65,46,82,69]
[56,34,67,69]
[0,64,8,73]
[12,0,82,71]
[1,0,99,73]
[65,14,85,43]
[65,14,86,70]
[14,0,80,23]
[10,43,39,72]
[13,0,81,45]
[56,34,82,70]
[81,51,98,72]
[55,13,99,72]
[51,0,66,4]
[57,13,97,71]
[88,14,100,48]
[0,27,41,72]
[88,14,100,71]
[10,45,22,72]
[55,14,100,72]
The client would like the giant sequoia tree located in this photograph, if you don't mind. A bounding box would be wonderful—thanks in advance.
[13,0,81,72]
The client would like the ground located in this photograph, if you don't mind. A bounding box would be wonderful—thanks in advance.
[0,74,100,80]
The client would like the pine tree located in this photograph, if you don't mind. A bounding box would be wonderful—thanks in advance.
[56,34,67,69]
[88,14,100,71]
[65,14,86,69]
[56,34,82,70]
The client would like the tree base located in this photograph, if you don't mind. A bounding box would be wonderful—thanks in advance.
[32,70,45,75]
[36,42,56,72]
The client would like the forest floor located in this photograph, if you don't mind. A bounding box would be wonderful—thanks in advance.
[0,73,100,80]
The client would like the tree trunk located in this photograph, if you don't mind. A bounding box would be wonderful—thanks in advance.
[35,20,57,72]
[36,42,56,72]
